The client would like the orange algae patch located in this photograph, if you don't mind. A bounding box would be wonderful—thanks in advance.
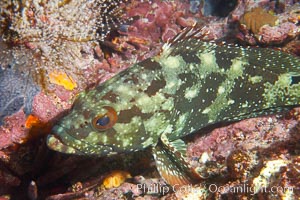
[25,115,53,140]
[102,170,132,189]
[49,71,77,90]
[241,7,279,34]
[25,115,41,129]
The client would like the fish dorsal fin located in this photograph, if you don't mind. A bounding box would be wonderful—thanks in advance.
[152,133,201,188]
[157,25,211,59]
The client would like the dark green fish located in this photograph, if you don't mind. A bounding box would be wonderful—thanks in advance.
[47,28,300,186]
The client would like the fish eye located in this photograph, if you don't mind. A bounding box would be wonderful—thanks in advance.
[92,106,118,131]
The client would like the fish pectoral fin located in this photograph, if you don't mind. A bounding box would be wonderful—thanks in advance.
[152,135,201,188]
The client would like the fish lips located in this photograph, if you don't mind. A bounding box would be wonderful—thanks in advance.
[47,124,115,156]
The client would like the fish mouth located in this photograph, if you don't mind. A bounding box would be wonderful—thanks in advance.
[47,124,115,156]
[47,134,85,155]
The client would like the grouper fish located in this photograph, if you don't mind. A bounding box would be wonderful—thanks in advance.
[47,28,300,187]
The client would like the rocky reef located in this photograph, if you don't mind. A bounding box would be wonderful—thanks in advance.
[0,0,300,199]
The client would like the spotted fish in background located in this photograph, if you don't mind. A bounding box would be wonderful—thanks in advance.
[47,28,300,186]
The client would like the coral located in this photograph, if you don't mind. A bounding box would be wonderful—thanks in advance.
[125,0,180,43]
[235,2,300,45]
[0,110,28,149]
[240,7,279,34]
[257,22,298,44]
[30,92,72,123]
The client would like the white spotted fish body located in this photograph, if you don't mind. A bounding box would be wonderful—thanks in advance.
[47,29,300,186]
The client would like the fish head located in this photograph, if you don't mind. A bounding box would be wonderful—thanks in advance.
[46,73,166,156]
[47,94,153,156]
